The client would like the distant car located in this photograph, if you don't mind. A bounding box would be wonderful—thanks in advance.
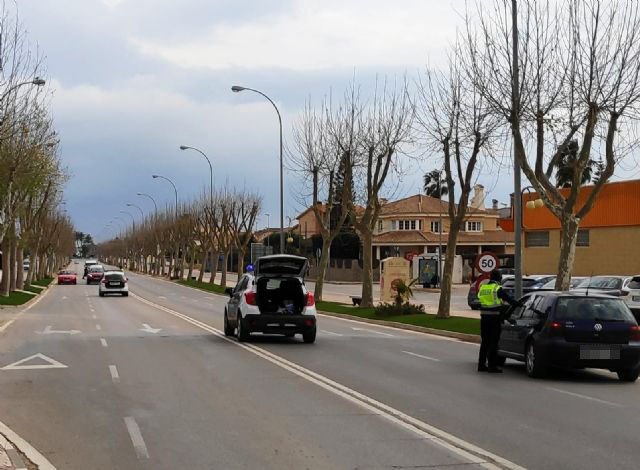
[624,276,640,322]
[23,260,30,271]
[99,270,129,297]
[571,276,632,297]
[224,255,317,343]
[57,270,77,285]
[83,259,98,277]
[498,292,640,381]
[540,277,587,290]
[501,275,556,297]
[86,265,105,284]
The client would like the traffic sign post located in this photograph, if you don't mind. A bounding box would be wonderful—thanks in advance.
[475,252,499,274]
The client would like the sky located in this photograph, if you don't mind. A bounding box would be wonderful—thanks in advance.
[18,0,638,242]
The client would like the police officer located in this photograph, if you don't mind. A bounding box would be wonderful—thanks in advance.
[477,270,517,373]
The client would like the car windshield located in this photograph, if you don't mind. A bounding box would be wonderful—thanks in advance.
[89,266,104,273]
[555,297,636,322]
[575,277,622,290]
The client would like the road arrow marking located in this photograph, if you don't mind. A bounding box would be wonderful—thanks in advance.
[36,326,81,335]
[351,327,395,337]
[1,353,68,370]
[139,323,161,334]
[61,296,68,300]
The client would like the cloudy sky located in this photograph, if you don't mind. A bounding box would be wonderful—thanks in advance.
[19,0,637,241]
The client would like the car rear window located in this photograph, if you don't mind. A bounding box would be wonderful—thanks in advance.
[629,277,640,290]
[555,297,636,322]
[89,266,104,273]
[105,273,125,281]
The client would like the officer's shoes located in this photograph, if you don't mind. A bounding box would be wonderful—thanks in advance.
[477,365,489,372]
[487,367,503,373]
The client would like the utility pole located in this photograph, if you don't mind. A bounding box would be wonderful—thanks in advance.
[512,0,523,299]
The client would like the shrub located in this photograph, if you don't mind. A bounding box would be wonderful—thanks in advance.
[375,302,425,316]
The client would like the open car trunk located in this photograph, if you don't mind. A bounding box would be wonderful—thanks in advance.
[256,277,305,315]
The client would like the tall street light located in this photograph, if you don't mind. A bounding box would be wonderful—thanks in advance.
[120,210,136,229]
[1,77,46,102]
[232,85,284,254]
[179,145,213,204]
[152,174,178,214]
[126,203,144,219]
[137,192,158,215]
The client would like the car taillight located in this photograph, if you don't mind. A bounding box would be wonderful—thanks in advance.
[548,321,563,337]
[305,292,315,307]
[245,291,257,306]
[630,325,640,341]
[620,290,630,297]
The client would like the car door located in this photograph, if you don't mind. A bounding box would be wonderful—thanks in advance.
[511,295,546,355]
[499,295,531,356]
[228,275,248,320]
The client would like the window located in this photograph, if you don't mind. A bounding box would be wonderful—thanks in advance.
[397,220,417,231]
[466,221,483,232]
[391,220,397,230]
[233,275,248,293]
[525,231,549,247]
[419,220,423,230]
[378,220,383,232]
[410,220,416,230]
[431,221,441,233]
[399,220,405,230]
[576,229,589,247]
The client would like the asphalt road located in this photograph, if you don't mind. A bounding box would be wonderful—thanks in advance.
[0,268,639,469]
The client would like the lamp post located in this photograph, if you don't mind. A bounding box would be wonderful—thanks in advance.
[265,212,270,248]
[152,174,179,215]
[120,210,136,229]
[126,203,144,220]
[179,146,213,204]
[1,77,46,103]
[232,85,284,254]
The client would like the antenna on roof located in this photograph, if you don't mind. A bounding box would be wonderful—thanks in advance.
[586,272,593,297]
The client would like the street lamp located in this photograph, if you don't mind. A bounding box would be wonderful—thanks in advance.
[126,203,144,219]
[120,210,136,228]
[152,174,179,214]
[137,192,158,214]
[232,85,284,254]
[1,77,46,102]
[179,145,213,204]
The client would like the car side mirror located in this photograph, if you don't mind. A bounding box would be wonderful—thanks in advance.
[224,287,233,297]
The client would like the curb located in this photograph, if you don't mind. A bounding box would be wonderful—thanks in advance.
[317,310,481,344]
[0,282,52,311]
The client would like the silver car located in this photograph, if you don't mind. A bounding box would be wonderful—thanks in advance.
[98,270,129,297]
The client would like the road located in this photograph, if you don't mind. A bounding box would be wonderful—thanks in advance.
[0,268,638,469]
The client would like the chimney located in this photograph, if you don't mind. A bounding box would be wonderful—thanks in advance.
[492,199,499,210]
[470,184,486,211]
[418,195,422,212]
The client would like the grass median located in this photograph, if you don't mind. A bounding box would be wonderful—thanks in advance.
[32,277,54,287]
[316,300,480,336]
[0,290,37,306]
[178,279,228,296]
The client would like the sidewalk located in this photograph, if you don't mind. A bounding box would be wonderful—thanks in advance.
[0,433,30,470]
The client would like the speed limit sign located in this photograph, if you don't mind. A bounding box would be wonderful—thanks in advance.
[475,252,499,273]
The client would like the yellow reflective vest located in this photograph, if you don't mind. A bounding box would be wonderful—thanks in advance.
[478,282,503,311]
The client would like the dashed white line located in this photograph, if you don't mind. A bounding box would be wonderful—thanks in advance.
[109,365,120,383]
[92,315,97,320]
[352,326,395,337]
[321,330,344,336]
[100,338,108,348]
[95,324,102,331]
[402,351,441,362]
[124,417,149,459]
[545,387,623,408]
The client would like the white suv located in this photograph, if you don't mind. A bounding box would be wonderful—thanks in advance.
[223,255,317,343]
[626,276,640,322]
[99,270,129,297]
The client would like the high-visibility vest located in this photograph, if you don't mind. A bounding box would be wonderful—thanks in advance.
[478,282,503,310]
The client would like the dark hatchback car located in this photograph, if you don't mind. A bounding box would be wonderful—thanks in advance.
[500,275,556,298]
[497,292,640,381]
[86,265,105,284]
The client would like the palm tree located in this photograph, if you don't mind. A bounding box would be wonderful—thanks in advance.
[423,170,449,198]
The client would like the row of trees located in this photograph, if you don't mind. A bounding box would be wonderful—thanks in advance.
[97,188,261,289]
[0,3,73,296]
[292,0,640,315]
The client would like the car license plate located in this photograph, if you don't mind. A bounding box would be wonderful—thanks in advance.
[580,345,619,360]
[632,296,640,302]
[109,282,120,286]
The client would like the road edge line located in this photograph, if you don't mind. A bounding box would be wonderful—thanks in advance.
[0,284,54,335]
[0,421,56,470]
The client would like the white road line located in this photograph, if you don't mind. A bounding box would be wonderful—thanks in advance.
[90,308,95,313]
[123,417,149,459]
[402,351,441,362]
[0,420,56,470]
[109,365,120,383]
[131,292,521,470]
[96,324,102,331]
[92,315,97,320]
[0,286,52,335]
[321,330,344,336]
[351,326,395,337]
[545,387,623,408]
[100,338,108,348]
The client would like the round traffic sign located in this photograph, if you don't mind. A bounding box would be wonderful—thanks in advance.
[475,252,499,273]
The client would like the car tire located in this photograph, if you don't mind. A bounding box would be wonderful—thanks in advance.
[122,292,128,297]
[303,328,316,344]
[99,292,104,297]
[236,314,249,342]
[616,368,639,382]
[223,310,234,337]
[525,341,546,378]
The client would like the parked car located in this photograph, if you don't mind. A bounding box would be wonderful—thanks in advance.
[23,259,30,271]
[571,276,633,297]
[501,275,556,297]
[223,255,317,343]
[99,270,129,297]
[83,259,98,277]
[57,270,77,285]
[86,265,105,284]
[498,292,640,381]
[624,276,640,322]
[540,276,587,290]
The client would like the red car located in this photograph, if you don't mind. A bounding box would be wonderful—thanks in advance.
[86,265,105,284]
[57,270,77,285]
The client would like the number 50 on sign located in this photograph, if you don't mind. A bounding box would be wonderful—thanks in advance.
[475,252,499,273]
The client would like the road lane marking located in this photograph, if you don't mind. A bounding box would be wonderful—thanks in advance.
[139,323,161,334]
[1,353,67,370]
[35,326,81,335]
[402,351,441,362]
[545,387,623,408]
[100,338,108,347]
[0,420,56,469]
[92,315,97,320]
[90,308,95,313]
[124,417,149,459]
[131,292,521,470]
[96,324,102,331]
[321,330,344,336]
[109,365,120,383]
[0,285,53,335]
[352,326,395,337]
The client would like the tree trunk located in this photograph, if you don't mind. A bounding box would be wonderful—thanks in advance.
[187,252,194,280]
[220,249,229,288]
[198,252,206,282]
[209,251,219,285]
[314,236,332,302]
[0,238,10,296]
[437,220,462,319]
[360,231,374,307]
[237,247,246,277]
[16,247,24,291]
[9,239,17,292]
[555,215,579,291]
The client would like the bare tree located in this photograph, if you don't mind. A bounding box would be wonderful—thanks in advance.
[466,0,640,289]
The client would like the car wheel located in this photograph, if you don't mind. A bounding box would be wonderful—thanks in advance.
[616,368,639,382]
[122,292,128,297]
[223,310,234,337]
[99,292,104,297]
[303,328,316,344]
[236,314,249,342]
[525,341,546,378]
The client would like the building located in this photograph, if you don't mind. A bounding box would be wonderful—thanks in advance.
[500,179,640,276]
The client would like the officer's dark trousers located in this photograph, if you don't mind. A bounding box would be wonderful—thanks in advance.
[478,312,502,368]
